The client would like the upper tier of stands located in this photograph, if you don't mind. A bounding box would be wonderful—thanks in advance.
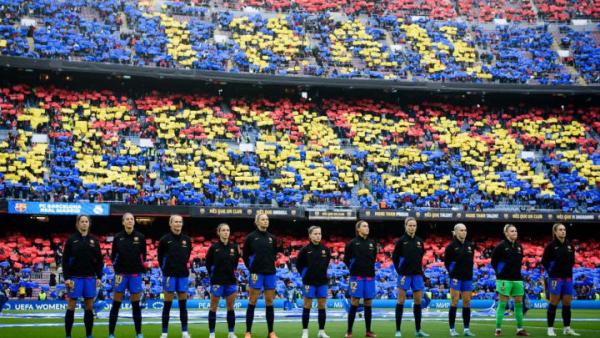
[159,0,598,21]
[0,0,599,84]
[0,84,598,212]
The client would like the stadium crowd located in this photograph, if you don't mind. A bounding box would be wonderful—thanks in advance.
[0,84,598,212]
[0,0,599,84]
[1,229,599,301]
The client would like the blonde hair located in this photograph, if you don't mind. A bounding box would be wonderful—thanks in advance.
[254,212,268,225]
[503,223,516,235]
[404,217,416,227]
[552,223,565,240]
[169,214,182,225]
[355,220,367,235]
[452,223,466,238]
[122,212,134,222]
[308,225,321,235]
[216,223,230,235]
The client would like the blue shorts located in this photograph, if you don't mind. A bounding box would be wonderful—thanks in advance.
[211,284,238,298]
[303,284,328,299]
[249,273,276,290]
[163,276,189,293]
[397,275,425,291]
[449,278,474,292]
[349,276,376,299]
[114,274,143,294]
[68,277,97,299]
[548,278,574,296]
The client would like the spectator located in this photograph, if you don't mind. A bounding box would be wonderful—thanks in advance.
[38,289,48,301]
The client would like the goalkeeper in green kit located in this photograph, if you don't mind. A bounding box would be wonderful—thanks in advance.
[491,224,530,337]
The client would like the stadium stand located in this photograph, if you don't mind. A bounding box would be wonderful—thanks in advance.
[0,9,599,338]
[534,0,600,22]
[1,4,600,337]
[1,230,599,301]
[0,0,598,305]
[0,84,599,211]
[0,0,599,84]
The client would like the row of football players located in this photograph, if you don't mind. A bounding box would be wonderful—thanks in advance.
[61,213,579,338]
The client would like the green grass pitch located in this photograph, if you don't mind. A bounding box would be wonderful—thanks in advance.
[1,309,599,337]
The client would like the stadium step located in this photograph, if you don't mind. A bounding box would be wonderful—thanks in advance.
[121,12,129,31]
[384,31,394,53]
[350,182,364,206]
[593,32,600,46]
[27,37,34,52]
[152,0,163,13]
[550,34,586,84]
[565,65,586,85]
[351,57,364,69]
[80,7,98,21]
[528,0,540,17]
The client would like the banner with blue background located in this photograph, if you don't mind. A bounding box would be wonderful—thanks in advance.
[8,201,110,216]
